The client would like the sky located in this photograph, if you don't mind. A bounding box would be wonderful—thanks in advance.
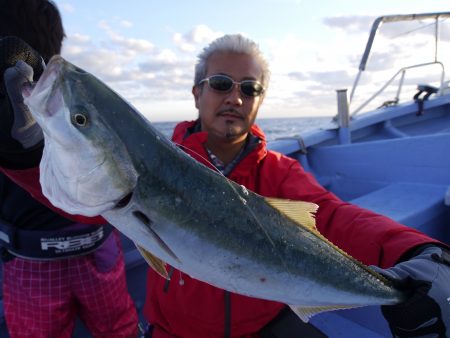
[52,0,450,122]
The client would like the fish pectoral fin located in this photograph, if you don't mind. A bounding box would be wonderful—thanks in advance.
[288,304,363,322]
[265,198,318,231]
[132,210,181,264]
[135,244,170,280]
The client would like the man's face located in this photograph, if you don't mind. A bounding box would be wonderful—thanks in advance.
[193,52,264,144]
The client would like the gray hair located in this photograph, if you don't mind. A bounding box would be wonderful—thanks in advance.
[194,34,270,92]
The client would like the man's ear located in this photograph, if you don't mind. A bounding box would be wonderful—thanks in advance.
[192,85,200,109]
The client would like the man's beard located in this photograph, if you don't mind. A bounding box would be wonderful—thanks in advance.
[224,120,244,140]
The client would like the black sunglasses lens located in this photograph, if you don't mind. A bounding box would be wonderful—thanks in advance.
[208,76,233,91]
[205,75,264,96]
[241,81,263,97]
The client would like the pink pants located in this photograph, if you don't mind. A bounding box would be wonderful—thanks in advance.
[2,233,138,338]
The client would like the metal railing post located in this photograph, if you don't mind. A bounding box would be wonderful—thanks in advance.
[337,89,351,144]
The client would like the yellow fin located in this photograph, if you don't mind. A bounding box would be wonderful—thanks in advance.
[266,198,379,278]
[289,304,363,322]
[265,197,318,230]
[135,244,169,280]
[266,197,387,284]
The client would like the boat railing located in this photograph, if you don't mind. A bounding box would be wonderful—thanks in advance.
[348,11,450,118]
[350,61,445,116]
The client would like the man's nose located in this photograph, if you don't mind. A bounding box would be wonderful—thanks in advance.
[225,84,243,106]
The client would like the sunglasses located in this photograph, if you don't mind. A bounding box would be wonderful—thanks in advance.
[198,74,265,97]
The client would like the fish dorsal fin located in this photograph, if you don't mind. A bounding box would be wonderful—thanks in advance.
[289,304,363,322]
[265,197,318,231]
[266,198,390,283]
[135,244,170,280]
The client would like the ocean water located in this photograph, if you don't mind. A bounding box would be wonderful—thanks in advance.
[152,116,335,142]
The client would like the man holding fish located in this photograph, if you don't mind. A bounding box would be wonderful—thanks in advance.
[139,34,450,338]
[1,4,450,338]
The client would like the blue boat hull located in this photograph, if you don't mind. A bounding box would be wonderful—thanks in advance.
[269,92,450,337]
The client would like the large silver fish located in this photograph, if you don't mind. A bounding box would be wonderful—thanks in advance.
[24,56,407,321]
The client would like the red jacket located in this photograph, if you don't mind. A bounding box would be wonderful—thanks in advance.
[143,120,437,338]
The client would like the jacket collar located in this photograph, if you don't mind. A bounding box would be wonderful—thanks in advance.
[171,120,268,176]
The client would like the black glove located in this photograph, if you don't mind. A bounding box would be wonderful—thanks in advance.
[0,36,43,82]
[0,36,45,167]
[1,36,44,147]
[378,245,450,337]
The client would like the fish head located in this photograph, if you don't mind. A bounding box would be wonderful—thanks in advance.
[24,56,138,216]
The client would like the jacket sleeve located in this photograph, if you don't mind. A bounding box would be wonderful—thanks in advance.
[277,159,440,268]
[1,166,106,224]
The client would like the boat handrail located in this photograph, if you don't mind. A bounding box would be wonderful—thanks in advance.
[351,61,445,116]
[349,11,450,117]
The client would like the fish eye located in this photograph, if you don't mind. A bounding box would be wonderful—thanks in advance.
[72,113,88,127]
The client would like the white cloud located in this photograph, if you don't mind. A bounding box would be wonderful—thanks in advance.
[57,11,450,122]
[323,15,374,33]
[120,20,133,28]
[259,14,450,119]
[173,25,223,52]
[172,33,196,53]
[59,2,74,13]
[98,20,154,52]
[60,21,199,120]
